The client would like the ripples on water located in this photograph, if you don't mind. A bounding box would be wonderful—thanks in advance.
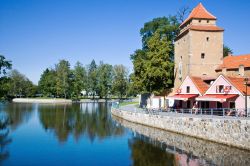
[0,102,249,166]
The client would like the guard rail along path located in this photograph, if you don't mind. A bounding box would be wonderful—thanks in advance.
[111,103,250,150]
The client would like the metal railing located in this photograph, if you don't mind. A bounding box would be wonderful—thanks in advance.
[157,108,249,117]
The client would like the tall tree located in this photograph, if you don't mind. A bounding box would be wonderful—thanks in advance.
[97,62,113,99]
[112,65,128,99]
[8,70,26,97]
[131,31,174,94]
[8,69,36,97]
[55,60,71,98]
[130,50,147,93]
[131,16,179,95]
[223,45,233,57]
[72,61,87,99]
[38,68,57,97]
[87,60,98,99]
[140,16,179,60]
[127,74,138,97]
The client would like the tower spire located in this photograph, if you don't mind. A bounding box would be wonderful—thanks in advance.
[180,3,216,27]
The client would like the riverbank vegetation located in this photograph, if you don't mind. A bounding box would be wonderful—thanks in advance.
[0,55,136,100]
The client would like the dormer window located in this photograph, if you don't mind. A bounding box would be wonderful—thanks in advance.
[186,86,190,93]
[216,85,224,93]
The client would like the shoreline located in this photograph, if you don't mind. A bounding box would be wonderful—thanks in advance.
[12,98,72,104]
[11,98,119,104]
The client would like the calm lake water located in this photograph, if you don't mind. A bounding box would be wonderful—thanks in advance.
[0,102,249,166]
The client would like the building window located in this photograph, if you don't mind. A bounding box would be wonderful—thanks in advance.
[187,100,191,108]
[207,20,209,23]
[201,53,205,59]
[218,85,224,93]
[199,20,201,23]
[229,102,235,109]
[217,102,222,109]
[206,37,209,41]
[201,101,209,108]
[186,86,190,93]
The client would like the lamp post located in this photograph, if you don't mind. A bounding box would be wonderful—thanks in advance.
[244,77,249,117]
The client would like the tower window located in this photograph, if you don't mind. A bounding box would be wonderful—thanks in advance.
[201,53,205,59]
[206,37,209,41]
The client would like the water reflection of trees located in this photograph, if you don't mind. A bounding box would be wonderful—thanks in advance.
[0,113,12,164]
[0,103,33,164]
[38,103,124,142]
[1,103,34,130]
[128,135,177,166]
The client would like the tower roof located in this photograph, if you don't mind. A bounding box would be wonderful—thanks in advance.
[180,3,216,27]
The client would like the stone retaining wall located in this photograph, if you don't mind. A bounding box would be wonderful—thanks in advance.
[111,108,250,150]
[113,116,250,166]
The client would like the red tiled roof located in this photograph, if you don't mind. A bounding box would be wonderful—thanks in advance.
[167,94,198,101]
[189,25,224,31]
[216,54,250,70]
[226,76,250,95]
[196,94,238,102]
[180,3,216,27]
[190,76,210,95]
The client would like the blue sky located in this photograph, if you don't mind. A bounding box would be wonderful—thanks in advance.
[1,0,250,84]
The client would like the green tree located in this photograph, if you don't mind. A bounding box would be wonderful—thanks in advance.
[38,68,57,97]
[8,69,36,97]
[131,31,174,94]
[140,16,179,60]
[223,45,233,57]
[0,55,12,99]
[130,50,147,93]
[97,62,113,99]
[87,60,98,99]
[72,61,87,99]
[112,65,128,99]
[131,16,179,95]
[0,77,11,100]
[23,80,37,97]
[55,60,71,98]
[0,55,12,76]
[127,74,138,97]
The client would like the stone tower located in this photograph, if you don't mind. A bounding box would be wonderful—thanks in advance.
[174,3,224,89]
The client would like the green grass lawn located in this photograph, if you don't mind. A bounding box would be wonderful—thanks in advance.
[119,101,139,106]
